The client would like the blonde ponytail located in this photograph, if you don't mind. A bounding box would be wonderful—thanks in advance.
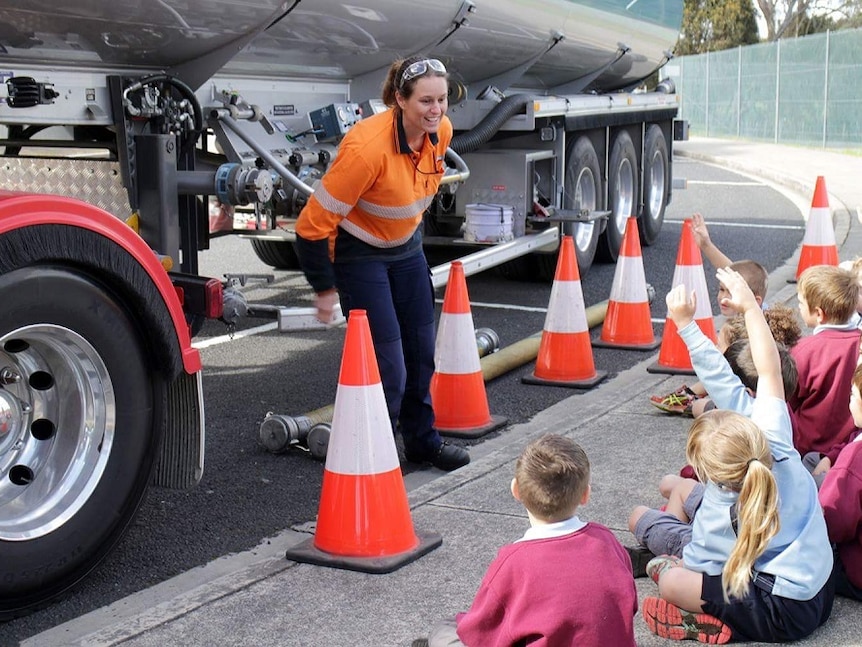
[722,459,780,600]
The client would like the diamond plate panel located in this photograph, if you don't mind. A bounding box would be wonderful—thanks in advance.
[0,157,131,217]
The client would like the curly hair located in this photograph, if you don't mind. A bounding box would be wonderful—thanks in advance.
[722,304,801,349]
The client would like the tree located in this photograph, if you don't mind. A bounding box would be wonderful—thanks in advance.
[756,0,860,39]
[676,0,760,55]
[790,10,836,34]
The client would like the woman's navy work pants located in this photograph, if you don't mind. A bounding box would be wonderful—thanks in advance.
[334,248,441,458]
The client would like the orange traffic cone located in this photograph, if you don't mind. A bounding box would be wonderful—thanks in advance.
[648,219,717,375]
[431,262,508,439]
[796,176,838,279]
[593,217,661,350]
[523,236,607,388]
[285,309,441,573]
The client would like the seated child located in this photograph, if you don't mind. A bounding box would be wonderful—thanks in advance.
[639,269,834,644]
[790,264,861,471]
[426,434,637,647]
[651,248,769,416]
[819,362,862,601]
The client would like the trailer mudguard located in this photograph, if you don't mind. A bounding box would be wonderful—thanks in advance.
[0,190,201,376]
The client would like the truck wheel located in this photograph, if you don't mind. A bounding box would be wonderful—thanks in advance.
[538,136,602,280]
[249,237,301,270]
[598,130,638,262]
[0,266,163,619]
[640,124,669,246]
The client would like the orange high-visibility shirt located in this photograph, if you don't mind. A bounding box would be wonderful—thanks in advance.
[295,109,452,250]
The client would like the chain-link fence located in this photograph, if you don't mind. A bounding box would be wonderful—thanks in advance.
[669,28,862,149]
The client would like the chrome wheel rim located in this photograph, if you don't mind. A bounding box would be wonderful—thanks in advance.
[573,166,597,252]
[648,150,666,220]
[613,156,635,237]
[0,324,114,540]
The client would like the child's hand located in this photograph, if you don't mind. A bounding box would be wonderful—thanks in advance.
[691,213,711,250]
[665,284,696,329]
[715,267,758,314]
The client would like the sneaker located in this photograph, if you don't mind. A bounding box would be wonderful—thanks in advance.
[405,442,470,472]
[626,545,656,578]
[642,597,732,644]
[646,554,683,584]
[411,640,429,647]
[650,385,698,415]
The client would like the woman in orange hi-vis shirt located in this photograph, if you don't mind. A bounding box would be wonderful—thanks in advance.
[295,56,470,472]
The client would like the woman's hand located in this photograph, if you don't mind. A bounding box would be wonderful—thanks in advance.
[315,288,339,324]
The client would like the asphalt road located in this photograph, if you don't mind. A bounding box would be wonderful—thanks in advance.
[0,158,808,645]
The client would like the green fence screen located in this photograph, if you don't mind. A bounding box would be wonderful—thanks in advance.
[671,29,862,149]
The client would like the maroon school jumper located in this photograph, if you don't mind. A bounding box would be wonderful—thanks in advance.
[789,328,861,464]
[456,523,637,647]
[820,440,862,589]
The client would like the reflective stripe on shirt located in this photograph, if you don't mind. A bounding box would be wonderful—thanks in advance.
[357,194,434,220]
[313,183,353,218]
[339,219,418,247]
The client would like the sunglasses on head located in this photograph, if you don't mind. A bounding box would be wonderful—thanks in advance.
[399,59,447,90]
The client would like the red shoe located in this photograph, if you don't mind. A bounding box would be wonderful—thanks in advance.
[643,597,732,644]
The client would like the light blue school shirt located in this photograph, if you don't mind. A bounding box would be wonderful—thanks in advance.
[676,322,833,600]
[678,322,754,416]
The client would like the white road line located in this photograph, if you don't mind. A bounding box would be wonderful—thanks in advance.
[435,299,548,313]
[686,180,763,186]
[664,219,803,231]
[193,322,278,349]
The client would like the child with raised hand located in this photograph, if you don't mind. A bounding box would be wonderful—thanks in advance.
[640,268,834,644]
[650,216,769,417]
[425,434,638,647]
[819,362,862,601]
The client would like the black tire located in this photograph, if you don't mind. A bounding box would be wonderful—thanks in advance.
[640,124,669,246]
[537,136,602,280]
[597,130,639,262]
[249,237,301,270]
[0,266,163,619]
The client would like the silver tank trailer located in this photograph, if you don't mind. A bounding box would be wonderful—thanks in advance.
[0,0,682,94]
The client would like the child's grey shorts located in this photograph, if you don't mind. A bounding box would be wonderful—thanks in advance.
[633,483,704,557]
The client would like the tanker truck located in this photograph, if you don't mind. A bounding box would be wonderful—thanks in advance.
[0,0,684,617]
